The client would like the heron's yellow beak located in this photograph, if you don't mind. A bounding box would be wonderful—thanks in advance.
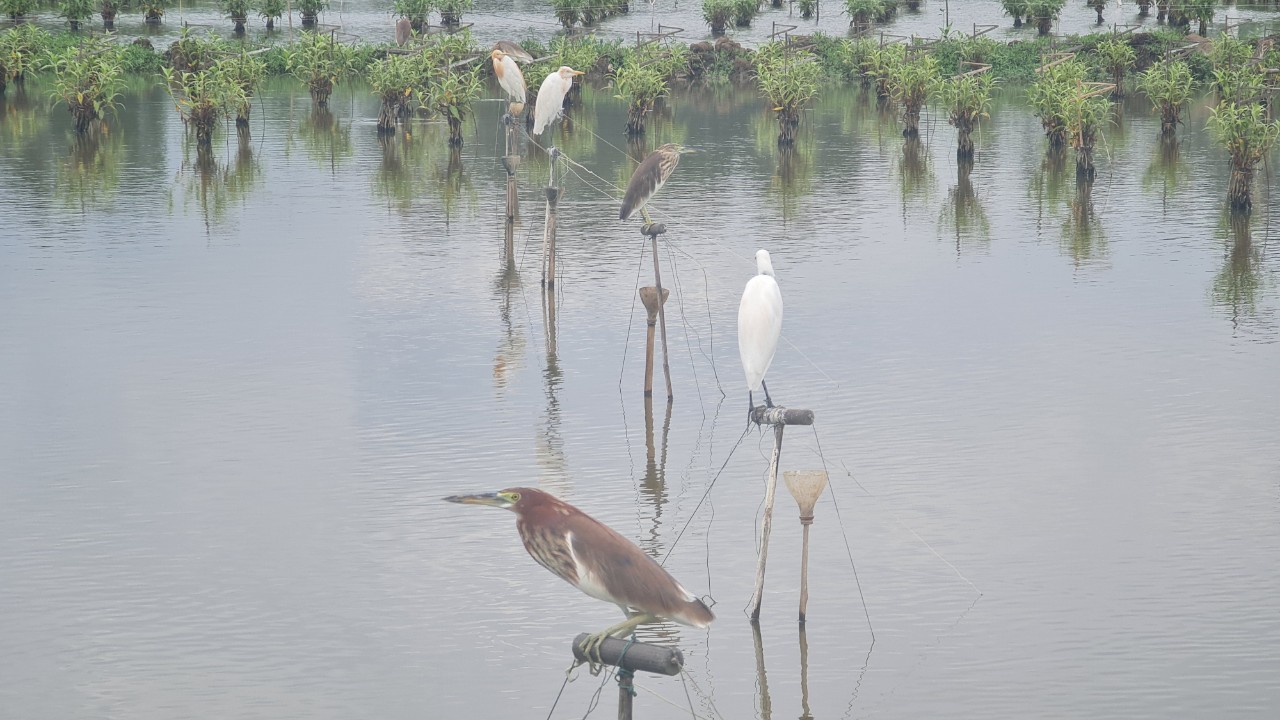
[572,70,586,76]
[444,492,511,508]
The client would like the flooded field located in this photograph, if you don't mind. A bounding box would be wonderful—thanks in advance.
[3,17,1280,720]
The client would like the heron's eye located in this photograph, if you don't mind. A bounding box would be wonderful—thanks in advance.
[506,492,521,503]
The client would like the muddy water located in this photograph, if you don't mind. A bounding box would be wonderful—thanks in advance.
[1,57,1279,720]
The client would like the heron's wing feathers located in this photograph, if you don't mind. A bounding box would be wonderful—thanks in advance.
[619,152,666,220]
[499,56,526,104]
[566,514,714,627]
[494,40,536,64]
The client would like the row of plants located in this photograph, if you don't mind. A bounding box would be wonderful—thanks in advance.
[392,0,471,31]
[9,21,1280,211]
[366,29,482,143]
[549,0,629,30]
[1000,1,1230,36]
[702,0,764,34]
[1,0,327,30]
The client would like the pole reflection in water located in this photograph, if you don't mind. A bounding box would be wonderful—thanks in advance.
[537,287,568,493]
[492,251,526,393]
[752,620,773,720]
[639,395,673,554]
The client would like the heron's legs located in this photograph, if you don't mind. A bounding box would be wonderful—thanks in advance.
[640,206,652,225]
[577,612,659,664]
[761,380,774,408]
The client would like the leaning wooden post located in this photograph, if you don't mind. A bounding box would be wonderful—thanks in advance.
[641,223,673,400]
[747,406,815,622]
[570,634,684,720]
[639,286,669,397]
[542,148,561,288]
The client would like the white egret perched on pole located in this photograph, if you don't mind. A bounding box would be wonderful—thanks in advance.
[490,49,526,106]
[531,66,585,137]
[738,249,783,409]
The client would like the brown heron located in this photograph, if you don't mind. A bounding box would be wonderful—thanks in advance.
[394,17,411,47]
[619,144,695,222]
[531,66,585,137]
[444,487,714,657]
[492,39,535,65]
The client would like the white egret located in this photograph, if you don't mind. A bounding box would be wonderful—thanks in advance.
[491,49,526,106]
[737,249,783,409]
[531,66,585,137]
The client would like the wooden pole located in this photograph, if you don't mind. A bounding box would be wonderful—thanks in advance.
[502,113,520,225]
[750,422,785,623]
[748,407,815,622]
[545,185,560,289]
[542,149,560,288]
[570,634,684,674]
[641,223,673,400]
[798,625,812,720]
[799,515,813,622]
[639,286,668,397]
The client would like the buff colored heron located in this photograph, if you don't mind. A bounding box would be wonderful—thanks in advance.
[619,143,696,222]
[531,66,585,137]
[444,488,714,658]
[738,249,783,409]
[490,49,526,106]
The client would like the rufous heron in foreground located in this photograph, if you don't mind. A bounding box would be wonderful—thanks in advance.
[620,143,697,223]
[444,488,714,659]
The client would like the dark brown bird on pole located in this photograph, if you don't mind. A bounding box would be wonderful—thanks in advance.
[444,487,714,658]
[620,143,695,222]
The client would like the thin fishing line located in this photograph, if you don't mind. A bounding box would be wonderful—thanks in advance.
[659,423,751,568]
[679,668,728,720]
[628,678,709,719]
[578,665,615,720]
[662,239,706,411]
[543,667,574,720]
[812,423,875,641]
[836,459,983,596]
[663,237,724,398]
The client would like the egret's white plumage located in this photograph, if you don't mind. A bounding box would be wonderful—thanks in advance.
[738,249,783,407]
[532,66,584,137]
[491,50,526,105]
